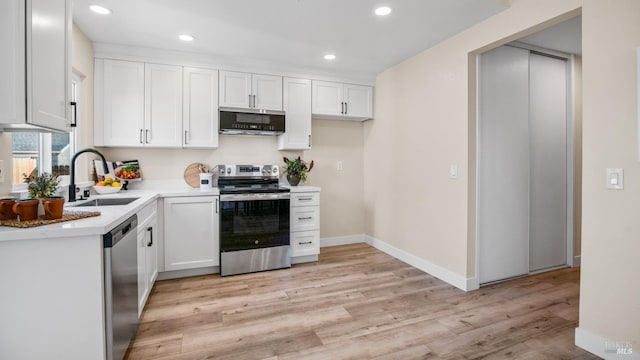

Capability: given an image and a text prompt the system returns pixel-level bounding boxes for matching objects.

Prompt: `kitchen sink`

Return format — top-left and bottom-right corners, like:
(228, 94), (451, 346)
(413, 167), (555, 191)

(72, 197), (139, 207)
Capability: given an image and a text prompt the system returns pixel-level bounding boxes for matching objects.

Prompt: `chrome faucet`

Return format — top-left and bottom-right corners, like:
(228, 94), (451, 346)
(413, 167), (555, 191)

(69, 148), (109, 202)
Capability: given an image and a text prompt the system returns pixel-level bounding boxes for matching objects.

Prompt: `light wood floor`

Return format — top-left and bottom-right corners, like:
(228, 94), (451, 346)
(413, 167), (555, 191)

(126, 243), (599, 360)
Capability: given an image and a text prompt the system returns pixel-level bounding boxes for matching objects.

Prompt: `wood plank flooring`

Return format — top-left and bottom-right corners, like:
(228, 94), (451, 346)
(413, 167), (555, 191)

(126, 243), (599, 360)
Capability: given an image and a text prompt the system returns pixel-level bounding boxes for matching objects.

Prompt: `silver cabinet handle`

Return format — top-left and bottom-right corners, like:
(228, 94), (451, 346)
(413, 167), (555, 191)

(139, 129), (144, 144)
(184, 130), (189, 144)
(340, 102), (344, 114)
(145, 129), (150, 144)
(298, 216), (313, 220)
(70, 101), (77, 127)
(345, 102), (348, 115)
(298, 197), (313, 201)
(299, 241), (313, 245)
(248, 94), (252, 108)
(216, 198), (219, 214)
(252, 94), (257, 108)
(308, 134), (311, 148)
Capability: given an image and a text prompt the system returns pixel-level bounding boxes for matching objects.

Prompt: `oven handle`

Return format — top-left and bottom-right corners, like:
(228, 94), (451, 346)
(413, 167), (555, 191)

(220, 193), (291, 202)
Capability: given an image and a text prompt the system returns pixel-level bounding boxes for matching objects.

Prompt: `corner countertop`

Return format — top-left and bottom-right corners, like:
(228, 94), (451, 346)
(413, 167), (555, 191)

(0, 180), (322, 243)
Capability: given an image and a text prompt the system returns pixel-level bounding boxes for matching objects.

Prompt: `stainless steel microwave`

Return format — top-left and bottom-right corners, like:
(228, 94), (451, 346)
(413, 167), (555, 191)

(219, 107), (285, 135)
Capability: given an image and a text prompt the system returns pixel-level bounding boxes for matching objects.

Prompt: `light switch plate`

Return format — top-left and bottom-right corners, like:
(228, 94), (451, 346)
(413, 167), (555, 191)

(606, 168), (623, 190)
(337, 161), (343, 171)
(0, 160), (4, 183)
(450, 165), (458, 179)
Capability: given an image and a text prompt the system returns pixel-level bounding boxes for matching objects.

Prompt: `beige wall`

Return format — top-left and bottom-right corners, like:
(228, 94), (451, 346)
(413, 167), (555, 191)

(579, 0), (640, 345)
(574, 55), (582, 257)
(366, 0), (639, 349)
(72, 23), (95, 182)
(100, 119), (365, 238)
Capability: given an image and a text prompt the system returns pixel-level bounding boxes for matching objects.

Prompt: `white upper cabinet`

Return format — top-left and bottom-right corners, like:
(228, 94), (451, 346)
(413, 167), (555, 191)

(219, 71), (251, 108)
(278, 78), (312, 150)
(144, 63), (183, 147)
(97, 59), (145, 146)
(252, 74), (283, 110)
(219, 71), (283, 111)
(183, 67), (219, 149)
(95, 60), (183, 147)
(312, 80), (373, 121)
(0, 0), (71, 132)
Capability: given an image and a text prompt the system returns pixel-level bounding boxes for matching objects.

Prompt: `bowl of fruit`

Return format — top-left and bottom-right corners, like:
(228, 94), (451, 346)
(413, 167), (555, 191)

(94, 177), (122, 194)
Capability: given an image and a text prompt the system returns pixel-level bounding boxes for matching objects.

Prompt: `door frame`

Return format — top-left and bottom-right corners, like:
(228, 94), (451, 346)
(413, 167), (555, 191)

(474, 42), (576, 286)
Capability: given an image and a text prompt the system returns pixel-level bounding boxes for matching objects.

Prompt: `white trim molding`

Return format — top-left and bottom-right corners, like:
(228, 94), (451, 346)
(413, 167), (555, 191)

(573, 255), (581, 267)
(575, 327), (639, 359)
(320, 234), (366, 247)
(364, 235), (476, 292)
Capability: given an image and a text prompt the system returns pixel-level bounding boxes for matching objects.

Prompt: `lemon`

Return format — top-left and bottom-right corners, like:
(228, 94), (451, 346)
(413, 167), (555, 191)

(112, 181), (121, 187)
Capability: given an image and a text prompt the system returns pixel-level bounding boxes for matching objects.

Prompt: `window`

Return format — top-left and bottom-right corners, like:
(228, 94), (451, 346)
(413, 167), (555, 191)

(11, 77), (79, 186)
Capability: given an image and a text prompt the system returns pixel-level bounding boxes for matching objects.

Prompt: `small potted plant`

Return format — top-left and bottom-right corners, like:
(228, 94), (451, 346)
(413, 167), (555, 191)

(283, 156), (314, 186)
(23, 172), (64, 219)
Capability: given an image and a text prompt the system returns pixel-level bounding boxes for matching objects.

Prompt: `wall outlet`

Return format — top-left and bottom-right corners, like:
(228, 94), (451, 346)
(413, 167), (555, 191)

(337, 161), (343, 171)
(0, 160), (4, 183)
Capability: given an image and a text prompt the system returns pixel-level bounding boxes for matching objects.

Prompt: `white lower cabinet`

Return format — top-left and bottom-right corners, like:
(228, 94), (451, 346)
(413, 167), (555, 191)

(164, 196), (219, 271)
(137, 201), (158, 317)
(290, 190), (320, 261)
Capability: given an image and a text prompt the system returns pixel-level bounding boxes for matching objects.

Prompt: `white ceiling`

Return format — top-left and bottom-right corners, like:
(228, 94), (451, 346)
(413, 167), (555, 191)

(73, 0), (507, 81)
(518, 16), (582, 55)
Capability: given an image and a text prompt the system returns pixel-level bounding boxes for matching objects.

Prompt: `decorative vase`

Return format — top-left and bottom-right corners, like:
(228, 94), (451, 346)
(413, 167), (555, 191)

(287, 173), (301, 186)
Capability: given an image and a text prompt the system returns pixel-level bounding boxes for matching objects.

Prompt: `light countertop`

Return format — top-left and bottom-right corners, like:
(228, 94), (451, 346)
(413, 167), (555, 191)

(0, 181), (321, 242)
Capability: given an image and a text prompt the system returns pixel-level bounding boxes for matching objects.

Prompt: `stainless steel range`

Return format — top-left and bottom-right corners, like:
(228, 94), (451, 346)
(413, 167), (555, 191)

(217, 165), (291, 276)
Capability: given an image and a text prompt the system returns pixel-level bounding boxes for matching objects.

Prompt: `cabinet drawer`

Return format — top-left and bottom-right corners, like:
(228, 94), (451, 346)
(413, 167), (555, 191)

(291, 230), (320, 257)
(291, 192), (319, 207)
(291, 206), (319, 232)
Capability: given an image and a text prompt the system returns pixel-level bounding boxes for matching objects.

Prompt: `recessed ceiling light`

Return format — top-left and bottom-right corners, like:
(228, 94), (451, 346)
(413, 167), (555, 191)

(324, 54), (336, 61)
(179, 34), (195, 42)
(89, 5), (111, 15)
(375, 6), (392, 16)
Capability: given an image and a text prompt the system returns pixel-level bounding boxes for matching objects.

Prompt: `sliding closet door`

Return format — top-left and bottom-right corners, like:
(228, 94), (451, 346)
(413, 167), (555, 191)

(528, 53), (567, 272)
(478, 46), (530, 284)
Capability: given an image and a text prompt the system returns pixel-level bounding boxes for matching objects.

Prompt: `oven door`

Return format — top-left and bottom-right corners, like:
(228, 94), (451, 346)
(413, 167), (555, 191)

(220, 193), (290, 251)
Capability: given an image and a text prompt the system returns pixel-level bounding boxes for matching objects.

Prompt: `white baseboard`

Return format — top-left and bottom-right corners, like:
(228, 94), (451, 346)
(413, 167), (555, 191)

(573, 255), (581, 267)
(364, 235), (475, 292)
(575, 327), (639, 359)
(320, 234), (366, 247)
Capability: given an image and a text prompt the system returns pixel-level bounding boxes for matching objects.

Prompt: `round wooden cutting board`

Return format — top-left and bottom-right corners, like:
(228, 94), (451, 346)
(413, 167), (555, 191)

(184, 163), (203, 188)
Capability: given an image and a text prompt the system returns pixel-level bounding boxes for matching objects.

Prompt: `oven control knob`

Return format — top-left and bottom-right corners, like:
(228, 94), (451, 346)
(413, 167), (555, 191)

(254, 240), (259, 245)
(219, 168), (224, 175)
(226, 168), (231, 174)
(262, 169), (267, 174)
(272, 168), (278, 174)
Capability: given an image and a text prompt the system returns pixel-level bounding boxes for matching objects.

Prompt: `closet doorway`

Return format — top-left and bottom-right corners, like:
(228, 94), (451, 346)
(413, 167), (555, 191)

(477, 43), (574, 285)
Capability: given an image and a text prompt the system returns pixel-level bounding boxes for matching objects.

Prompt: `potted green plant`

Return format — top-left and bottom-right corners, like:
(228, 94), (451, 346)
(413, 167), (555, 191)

(24, 172), (61, 198)
(283, 156), (314, 186)
(23, 172), (64, 219)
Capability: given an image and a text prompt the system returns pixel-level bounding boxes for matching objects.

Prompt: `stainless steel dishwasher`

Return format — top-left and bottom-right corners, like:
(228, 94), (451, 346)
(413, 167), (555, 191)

(103, 214), (139, 360)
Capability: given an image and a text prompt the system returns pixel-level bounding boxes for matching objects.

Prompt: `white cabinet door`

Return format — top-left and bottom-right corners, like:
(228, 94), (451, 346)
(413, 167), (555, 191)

(278, 78), (311, 150)
(312, 80), (343, 116)
(252, 74), (283, 111)
(183, 67), (219, 148)
(136, 229), (147, 317)
(144, 63), (183, 147)
(0, 0), (25, 125)
(27, 0), (70, 131)
(145, 220), (158, 292)
(219, 71), (251, 108)
(344, 84), (373, 119)
(100, 59), (145, 146)
(164, 196), (219, 271)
